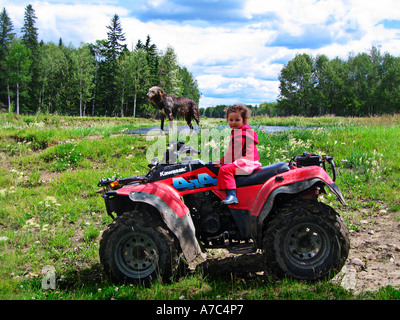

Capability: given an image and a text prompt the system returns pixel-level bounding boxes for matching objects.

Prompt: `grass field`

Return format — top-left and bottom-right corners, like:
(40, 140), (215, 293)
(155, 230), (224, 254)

(0, 112), (399, 300)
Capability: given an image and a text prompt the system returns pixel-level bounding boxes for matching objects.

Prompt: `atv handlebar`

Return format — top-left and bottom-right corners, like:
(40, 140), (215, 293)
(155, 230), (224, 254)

(174, 141), (201, 157)
(160, 141), (201, 165)
(322, 156), (336, 182)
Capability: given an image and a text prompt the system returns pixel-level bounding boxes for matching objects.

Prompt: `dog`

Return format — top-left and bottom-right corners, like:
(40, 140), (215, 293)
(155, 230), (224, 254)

(147, 86), (200, 132)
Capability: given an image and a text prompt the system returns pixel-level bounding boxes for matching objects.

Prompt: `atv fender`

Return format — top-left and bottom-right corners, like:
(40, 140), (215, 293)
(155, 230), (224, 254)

(117, 183), (206, 263)
(250, 166), (347, 245)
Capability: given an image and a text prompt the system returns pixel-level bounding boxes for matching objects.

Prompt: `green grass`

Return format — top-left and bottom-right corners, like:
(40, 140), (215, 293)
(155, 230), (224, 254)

(256, 120), (400, 212)
(0, 113), (399, 300)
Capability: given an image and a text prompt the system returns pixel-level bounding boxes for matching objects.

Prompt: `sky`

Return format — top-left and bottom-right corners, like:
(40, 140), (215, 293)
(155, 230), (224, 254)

(2, 0), (400, 108)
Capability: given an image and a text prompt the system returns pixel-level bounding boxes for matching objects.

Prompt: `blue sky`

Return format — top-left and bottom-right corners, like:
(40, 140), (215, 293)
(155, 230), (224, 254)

(3, 0), (400, 108)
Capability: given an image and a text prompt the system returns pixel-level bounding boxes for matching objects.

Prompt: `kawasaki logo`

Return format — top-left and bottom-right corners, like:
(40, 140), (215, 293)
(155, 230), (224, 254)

(160, 167), (187, 177)
(172, 173), (217, 190)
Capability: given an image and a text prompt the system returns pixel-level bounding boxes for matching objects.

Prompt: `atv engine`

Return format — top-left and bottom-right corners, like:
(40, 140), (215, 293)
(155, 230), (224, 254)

(202, 212), (220, 234)
(183, 191), (239, 246)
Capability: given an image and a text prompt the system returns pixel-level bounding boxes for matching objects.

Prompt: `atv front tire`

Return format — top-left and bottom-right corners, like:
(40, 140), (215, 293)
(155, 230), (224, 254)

(263, 200), (350, 281)
(99, 212), (180, 284)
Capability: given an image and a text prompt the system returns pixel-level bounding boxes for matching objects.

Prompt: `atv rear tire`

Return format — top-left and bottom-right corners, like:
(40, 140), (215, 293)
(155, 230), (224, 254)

(99, 212), (180, 284)
(263, 200), (350, 281)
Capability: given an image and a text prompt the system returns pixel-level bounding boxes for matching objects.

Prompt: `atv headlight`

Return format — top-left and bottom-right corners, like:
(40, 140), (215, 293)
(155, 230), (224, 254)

(110, 180), (119, 188)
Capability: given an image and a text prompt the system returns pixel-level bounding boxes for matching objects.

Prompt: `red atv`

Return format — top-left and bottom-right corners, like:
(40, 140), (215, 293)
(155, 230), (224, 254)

(97, 141), (350, 283)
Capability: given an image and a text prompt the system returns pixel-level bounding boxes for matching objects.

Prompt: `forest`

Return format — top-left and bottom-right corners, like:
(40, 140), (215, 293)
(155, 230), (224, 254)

(0, 5), (200, 117)
(276, 47), (400, 117)
(1, 5), (400, 118)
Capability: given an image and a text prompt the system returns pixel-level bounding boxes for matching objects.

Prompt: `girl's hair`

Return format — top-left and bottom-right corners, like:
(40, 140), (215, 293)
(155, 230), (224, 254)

(225, 104), (252, 120)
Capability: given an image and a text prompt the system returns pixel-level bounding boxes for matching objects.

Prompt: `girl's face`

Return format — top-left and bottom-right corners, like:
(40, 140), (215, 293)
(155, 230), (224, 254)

(227, 111), (246, 129)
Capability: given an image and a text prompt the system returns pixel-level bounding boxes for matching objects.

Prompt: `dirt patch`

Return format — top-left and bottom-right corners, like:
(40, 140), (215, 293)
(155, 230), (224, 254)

(0, 151), (13, 171)
(198, 212), (400, 294)
(39, 170), (61, 184)
(333, 213), (400, 294)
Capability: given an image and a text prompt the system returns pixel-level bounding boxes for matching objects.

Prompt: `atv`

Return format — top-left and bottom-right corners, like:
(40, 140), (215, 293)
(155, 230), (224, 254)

(97, 141), (350, 283)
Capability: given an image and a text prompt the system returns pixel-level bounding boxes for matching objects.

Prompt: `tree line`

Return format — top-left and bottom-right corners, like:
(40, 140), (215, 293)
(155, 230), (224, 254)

(0, 5), (200, 117)
(277, 46), (400, 116)
(199, 103), (278, 118)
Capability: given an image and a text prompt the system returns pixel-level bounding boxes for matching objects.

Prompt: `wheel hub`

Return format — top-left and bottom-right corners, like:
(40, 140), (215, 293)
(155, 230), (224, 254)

(116, 233), (159, 278)
(285, 224), (327, 266)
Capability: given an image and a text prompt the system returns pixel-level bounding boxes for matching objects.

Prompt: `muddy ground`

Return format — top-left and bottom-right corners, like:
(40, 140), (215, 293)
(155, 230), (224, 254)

(199, 212), (400, 295)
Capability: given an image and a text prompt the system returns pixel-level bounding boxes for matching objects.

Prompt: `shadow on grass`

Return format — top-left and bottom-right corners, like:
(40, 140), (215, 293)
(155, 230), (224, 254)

(195, 245), (267, 283)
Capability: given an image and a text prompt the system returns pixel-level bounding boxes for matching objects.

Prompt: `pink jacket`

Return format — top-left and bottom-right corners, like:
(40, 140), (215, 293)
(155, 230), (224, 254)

(220, 124), (262, 174)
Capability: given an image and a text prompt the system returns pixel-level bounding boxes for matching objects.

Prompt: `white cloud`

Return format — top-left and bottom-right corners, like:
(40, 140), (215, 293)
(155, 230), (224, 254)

(6, 1), (128, 43)
(197, 74), (280, 106)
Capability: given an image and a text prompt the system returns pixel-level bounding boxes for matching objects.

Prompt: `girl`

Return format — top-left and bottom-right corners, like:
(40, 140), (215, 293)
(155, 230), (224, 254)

(215, 104), (261, 204)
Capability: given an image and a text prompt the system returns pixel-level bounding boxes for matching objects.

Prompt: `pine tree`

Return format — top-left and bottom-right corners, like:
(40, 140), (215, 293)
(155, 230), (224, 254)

(0, 8), (14, 59)
(100, 14), (127, 115)
(135, 36), (159, 87)
(21, 5), (38, 54)
(143, 35), (159, 87)
(21, 4), (39, 113)
(0, 8), (15, 110)
(106, 14), (126, 61)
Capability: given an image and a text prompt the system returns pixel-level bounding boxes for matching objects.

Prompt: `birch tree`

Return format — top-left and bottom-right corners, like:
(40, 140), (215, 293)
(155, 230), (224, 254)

(72, 43), (95, 117)
(131, 49), (150, 117)
(6, 39), (31, 114)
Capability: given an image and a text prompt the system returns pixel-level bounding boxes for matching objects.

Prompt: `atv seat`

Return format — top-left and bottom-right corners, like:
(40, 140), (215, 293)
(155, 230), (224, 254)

(235, 162), (290, 188)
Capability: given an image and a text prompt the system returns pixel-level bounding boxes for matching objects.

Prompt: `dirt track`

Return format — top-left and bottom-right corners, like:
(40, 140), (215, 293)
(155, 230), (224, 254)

(199, 212), (400, 295)
(333, 212), (400, 294)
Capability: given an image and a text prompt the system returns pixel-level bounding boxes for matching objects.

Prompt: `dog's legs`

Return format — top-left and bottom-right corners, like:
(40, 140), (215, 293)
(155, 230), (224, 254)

(188, 122), (194, 134)
(160, 115), (165, 131)
(167, 111), (175, 131)
(167, 112), (176, 138)
(186, 115), (195, 134)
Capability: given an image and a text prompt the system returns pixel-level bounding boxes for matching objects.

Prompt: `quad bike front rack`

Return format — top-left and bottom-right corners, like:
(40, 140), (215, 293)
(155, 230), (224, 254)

(289, 152), (336, 181)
